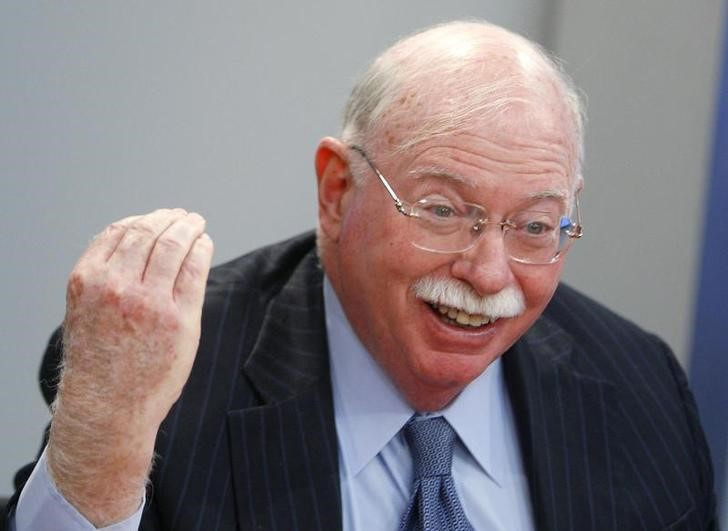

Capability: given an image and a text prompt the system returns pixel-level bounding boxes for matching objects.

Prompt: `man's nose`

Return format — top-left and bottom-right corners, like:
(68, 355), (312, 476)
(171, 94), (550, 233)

(449, 226), (513, 296)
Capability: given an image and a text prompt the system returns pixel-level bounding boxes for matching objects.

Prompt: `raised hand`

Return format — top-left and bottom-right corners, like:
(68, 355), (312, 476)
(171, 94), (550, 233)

(46, 209), (214, 527)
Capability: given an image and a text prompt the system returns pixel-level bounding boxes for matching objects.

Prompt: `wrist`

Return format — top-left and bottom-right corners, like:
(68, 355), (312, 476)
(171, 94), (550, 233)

(46, 397), (158, 527)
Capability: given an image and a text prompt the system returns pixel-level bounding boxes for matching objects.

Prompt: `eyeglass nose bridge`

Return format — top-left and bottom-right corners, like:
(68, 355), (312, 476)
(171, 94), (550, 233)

(470, 218), (517, 237)
(462, 218), (519, 259)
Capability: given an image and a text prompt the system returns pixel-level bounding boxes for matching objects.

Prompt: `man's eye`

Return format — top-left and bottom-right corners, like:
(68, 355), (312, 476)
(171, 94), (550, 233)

(525, 221), (546, 235)
(431, 205), (455, 218)
(517, 220), (557, 237)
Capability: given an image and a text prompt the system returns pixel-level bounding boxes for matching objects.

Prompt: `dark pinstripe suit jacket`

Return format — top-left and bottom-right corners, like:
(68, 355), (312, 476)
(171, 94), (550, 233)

(12, 231), (717, 530)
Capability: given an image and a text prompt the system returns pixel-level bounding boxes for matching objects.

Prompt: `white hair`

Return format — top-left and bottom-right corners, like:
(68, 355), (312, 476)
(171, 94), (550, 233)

(412, 275), (525, 318)
(341, 20), (586, 185)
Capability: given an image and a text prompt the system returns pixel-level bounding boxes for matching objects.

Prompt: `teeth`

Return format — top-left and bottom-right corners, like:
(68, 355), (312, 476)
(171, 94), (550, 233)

(434, 303), (495, 328)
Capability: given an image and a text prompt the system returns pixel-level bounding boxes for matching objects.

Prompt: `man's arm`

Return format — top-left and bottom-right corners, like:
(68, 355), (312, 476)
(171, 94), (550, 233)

(21, 208), (213, 527)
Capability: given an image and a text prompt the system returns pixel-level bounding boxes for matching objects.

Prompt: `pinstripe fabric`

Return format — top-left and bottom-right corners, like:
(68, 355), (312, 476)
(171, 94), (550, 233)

(506, 285), (717, 530)
(8, 231), (717, 530)
(146, 232), (340, 531)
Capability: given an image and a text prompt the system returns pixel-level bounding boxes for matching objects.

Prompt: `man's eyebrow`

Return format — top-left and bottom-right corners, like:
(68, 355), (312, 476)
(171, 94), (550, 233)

(526, 189), (569, 202)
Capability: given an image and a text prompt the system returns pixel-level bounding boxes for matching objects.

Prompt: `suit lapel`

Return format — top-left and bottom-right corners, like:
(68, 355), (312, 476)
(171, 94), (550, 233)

(223, 249), (628, 530)
(504, 315), (625, 531)
(227, 253), (342, 530)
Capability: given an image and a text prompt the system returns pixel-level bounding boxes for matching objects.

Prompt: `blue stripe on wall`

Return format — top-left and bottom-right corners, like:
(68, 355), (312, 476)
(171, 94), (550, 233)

(689, 2), (728, 512)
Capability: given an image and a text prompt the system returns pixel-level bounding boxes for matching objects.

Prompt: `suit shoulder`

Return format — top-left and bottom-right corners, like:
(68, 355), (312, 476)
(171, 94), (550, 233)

(542, 289), (716, 526)
(204, 231), (318, 299)
(545, 282), (666, 349)
(542, 282), (683, 388)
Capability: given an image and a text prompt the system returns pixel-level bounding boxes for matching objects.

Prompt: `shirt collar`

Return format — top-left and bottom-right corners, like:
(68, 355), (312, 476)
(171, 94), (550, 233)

(324, 276), (509, 485)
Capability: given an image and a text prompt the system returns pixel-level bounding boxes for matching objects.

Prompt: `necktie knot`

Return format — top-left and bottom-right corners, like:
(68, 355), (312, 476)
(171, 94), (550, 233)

(399, 416), (473, 530)
(405, 416), (457, 479)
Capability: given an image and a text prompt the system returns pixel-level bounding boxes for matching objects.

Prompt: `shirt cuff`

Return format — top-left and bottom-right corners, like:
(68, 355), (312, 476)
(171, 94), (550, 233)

(13, 447), (145, 531)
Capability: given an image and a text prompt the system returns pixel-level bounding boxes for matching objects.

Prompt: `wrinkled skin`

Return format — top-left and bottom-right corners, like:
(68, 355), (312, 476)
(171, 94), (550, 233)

(48, 208), (214, 526)
(317, 112), (577, 411)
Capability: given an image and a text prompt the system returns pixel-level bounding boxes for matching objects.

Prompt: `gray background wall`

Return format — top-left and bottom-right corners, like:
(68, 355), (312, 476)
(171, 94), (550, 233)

(1, 1), (724, 519)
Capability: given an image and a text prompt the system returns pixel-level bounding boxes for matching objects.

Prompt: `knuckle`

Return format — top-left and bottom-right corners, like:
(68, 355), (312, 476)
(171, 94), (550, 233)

(187, 212), (206, 225)
(192, 233), (213, 255)
(107, 221), (127, 233)
(201, 234), (214, 249)
(156, 234), (186, 252)
(90, 223), (121, 245)
(67, 270), (87, 299)
(180, 260), (202, 279)
(128, 220), (158, 239)
(183, 252), (211, 278)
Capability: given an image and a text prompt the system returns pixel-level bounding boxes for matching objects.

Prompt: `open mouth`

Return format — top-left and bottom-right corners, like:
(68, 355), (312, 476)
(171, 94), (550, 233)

(428, 301), (498, 329)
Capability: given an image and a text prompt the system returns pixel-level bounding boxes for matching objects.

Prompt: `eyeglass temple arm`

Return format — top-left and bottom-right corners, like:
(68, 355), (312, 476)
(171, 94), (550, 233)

(570, 195), (584, 238)
(350, 145), (408, 215)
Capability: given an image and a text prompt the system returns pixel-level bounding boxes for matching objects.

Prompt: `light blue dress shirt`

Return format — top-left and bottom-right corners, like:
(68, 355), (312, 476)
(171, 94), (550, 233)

(324, 277), (535, 531)
(11, 448), (143, 530)
(12, 276), (535, 530)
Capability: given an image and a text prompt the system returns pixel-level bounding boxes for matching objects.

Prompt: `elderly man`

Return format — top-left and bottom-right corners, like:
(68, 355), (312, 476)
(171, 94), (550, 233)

(7, 20), (716, 531)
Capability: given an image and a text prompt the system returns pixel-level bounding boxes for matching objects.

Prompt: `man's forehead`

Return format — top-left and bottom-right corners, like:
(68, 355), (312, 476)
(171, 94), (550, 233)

(372, 106), (579, 195)
(375, 89), (575, 159)
(406, 166), (476, 187)
(370, 47), (578, 163)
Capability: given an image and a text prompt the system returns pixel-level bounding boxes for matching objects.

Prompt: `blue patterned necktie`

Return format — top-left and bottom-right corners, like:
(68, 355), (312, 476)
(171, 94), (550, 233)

(399, 416), (474, 531)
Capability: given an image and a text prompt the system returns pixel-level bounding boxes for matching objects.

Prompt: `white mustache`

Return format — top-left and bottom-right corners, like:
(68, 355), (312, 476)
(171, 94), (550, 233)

(412, 276), (526, 318)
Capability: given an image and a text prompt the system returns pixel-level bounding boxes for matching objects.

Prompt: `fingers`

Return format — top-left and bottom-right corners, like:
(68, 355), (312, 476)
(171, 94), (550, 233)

(108, 209), (189, 277)
(79, 215), (143, 265)
(142, 212), (207, 291)
(74, 209), (212, 301)
(174, 232), (214, 310)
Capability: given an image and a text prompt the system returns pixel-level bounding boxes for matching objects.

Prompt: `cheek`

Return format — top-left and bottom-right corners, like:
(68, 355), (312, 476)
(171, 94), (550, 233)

(340, 189), (392, 245)
(337, 204), (404, 300)
(337, 189), (460, 299)
(341, 204), (411, 270)
(516, 265), (563, 310)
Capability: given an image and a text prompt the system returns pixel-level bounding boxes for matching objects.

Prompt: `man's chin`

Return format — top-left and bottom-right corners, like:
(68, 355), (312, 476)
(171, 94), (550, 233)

(400, 348), (498, 410)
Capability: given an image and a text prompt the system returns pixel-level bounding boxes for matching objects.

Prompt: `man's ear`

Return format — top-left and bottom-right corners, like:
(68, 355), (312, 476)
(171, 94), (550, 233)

(315, 137), (354, 243)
